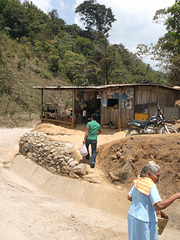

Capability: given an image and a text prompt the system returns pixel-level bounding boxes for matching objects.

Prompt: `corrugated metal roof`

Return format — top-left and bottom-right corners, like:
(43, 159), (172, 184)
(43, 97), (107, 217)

(33, 83), (180, 91)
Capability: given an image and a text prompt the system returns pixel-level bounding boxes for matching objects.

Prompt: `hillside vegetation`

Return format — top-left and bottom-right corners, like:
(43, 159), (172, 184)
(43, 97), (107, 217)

(0, 0), (165, 126)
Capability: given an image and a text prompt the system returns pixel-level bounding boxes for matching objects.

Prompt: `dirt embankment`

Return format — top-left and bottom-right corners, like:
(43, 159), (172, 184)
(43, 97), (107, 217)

(33, 123), (180, 198)
(97, 134), (180, 197)
(32, 124), (180, 232)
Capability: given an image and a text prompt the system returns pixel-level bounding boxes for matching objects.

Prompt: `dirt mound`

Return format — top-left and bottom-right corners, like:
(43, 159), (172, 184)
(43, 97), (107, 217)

(33, 123), (83, 135)
(97, 134), (180, 198)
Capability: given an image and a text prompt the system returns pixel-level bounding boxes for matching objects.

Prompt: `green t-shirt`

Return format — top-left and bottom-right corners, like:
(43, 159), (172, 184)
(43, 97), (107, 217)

(87, 120), (101, 141)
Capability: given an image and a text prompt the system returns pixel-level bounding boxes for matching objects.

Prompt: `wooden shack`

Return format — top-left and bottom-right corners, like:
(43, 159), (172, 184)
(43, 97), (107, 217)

(33, 84), (180, 130)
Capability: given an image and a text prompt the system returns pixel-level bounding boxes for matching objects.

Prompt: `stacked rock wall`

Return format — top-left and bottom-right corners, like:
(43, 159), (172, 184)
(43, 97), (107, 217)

(19, 132), (86, 178)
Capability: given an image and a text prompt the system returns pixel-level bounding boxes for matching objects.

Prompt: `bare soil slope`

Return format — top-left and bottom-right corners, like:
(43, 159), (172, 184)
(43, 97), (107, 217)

(32, 123), (180, 231)
(33, 124), (180, 197)
(97, 134), (180, 197)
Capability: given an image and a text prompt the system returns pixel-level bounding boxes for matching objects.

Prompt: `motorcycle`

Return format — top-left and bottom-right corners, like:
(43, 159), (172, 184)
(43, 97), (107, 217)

(126, 106), (177, 137)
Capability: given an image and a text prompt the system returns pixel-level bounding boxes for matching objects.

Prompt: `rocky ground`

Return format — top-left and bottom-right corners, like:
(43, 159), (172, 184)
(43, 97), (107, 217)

(0, 126), (180, 239)
(97, 134), (180, 197)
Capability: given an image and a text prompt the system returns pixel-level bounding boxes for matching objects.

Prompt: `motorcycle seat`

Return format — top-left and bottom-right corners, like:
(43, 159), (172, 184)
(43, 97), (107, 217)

(128, 119), (153, 128)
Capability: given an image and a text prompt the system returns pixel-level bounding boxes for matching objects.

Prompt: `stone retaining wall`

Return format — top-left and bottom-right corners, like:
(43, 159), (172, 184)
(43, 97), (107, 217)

(19, 132), (86, 179)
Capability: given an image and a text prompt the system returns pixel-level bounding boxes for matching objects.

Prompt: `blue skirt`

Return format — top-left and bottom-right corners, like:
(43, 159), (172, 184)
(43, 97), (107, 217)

(128, 214), (158, 240)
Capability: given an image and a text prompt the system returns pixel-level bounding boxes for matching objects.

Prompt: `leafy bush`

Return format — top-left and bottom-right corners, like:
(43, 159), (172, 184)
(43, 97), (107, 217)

(35, 68), (41, 74)
(40, 70), (52, 80)
(48, 54), (60, 72)
(17, 58), (26, 69)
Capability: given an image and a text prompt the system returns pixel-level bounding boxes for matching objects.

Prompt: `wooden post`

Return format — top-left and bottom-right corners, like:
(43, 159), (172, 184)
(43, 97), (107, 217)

(156, 84), (159, 105)
(133, 87), (135, 119)
(94, 91), (97, 112)
(72, 89), (75, 128)
(41, 88), (44, 122)
(118, 88), (122, 131)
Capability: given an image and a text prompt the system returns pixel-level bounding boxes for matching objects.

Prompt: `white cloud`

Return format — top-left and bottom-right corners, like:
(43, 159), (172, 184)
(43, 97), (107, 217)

(21, 0), (53, 12)
(20, 0), (175, 68)
(21, 0), (175, 53)
(59, 0), (65, 8)
(59, 1), (65, 9)
(75, 0), (174, 51)
(75, 0), (175, 68)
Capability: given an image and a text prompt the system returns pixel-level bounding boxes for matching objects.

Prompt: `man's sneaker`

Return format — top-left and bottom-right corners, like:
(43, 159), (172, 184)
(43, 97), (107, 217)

(86, 155), (90, 160)
(90, 163), (95, 168)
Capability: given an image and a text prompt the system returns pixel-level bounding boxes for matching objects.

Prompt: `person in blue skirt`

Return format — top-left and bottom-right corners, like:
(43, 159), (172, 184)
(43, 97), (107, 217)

(127, 161), (180, 240)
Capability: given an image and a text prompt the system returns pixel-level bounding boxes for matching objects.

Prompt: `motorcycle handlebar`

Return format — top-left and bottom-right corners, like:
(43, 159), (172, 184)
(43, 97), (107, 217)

(157, 105), (161, 112)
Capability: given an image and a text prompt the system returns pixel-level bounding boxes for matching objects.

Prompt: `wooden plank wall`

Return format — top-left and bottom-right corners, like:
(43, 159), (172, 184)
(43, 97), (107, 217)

(101, 87), (135, 129)
(135, 86), (157, 105)
(101, 107), (118, 126)
(158, 88), (178, 107)
(101, 86), (179, 129)
(121, 106), (134, 129)
(135, 86), (177, 107)
(101, 106), (134, 129)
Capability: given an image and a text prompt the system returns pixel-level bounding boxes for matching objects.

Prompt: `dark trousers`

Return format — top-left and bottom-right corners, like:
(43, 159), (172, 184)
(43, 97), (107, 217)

(82, 116), (86, 124)
(85, 139), (97, 166)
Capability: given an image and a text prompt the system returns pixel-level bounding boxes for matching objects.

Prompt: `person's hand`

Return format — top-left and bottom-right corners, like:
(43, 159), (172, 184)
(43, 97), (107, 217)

(83, 140), (85, 144)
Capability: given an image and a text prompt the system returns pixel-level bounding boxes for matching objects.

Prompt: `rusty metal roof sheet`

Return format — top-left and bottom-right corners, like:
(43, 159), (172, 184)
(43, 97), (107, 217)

(33, 83), (180, 91)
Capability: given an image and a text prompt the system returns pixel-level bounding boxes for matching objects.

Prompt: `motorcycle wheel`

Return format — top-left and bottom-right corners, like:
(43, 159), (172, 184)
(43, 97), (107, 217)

(159, 126), (177, 134)
(126, 128), (140, 137)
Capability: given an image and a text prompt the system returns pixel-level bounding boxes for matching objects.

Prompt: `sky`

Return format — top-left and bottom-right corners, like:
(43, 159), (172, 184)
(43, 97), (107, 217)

(20, 0), (175, 67)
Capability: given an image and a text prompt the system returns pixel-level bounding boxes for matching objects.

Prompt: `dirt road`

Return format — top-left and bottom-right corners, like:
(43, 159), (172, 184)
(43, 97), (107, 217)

(0, 128), (179, 240)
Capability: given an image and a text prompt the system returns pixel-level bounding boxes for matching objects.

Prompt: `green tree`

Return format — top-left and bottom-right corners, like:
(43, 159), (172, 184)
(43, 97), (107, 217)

(161, 0), (180, 54)
(2, 0), (25, 38)
(48, 9), (66, 37)
(2, 0), (52, 40)
(74, 36), (93, 56)
(137, 0), (180, 86)
(0, 0), (8, 13)
(160, 0), (180, 85)
(21, 1), (51, 41)
(48, 55), (60, 73)
(75, 0), (116, 36)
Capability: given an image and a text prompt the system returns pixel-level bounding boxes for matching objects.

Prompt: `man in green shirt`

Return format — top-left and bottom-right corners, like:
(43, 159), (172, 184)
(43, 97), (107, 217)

(83, 113), (101, 168)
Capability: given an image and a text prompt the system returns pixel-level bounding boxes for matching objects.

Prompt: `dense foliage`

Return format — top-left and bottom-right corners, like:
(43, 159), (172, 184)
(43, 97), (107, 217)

(75, 0), (116, 35)
(137, 0), (180, 86)
(161, 0), (180, 85)
(0, 0), (164, 87)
